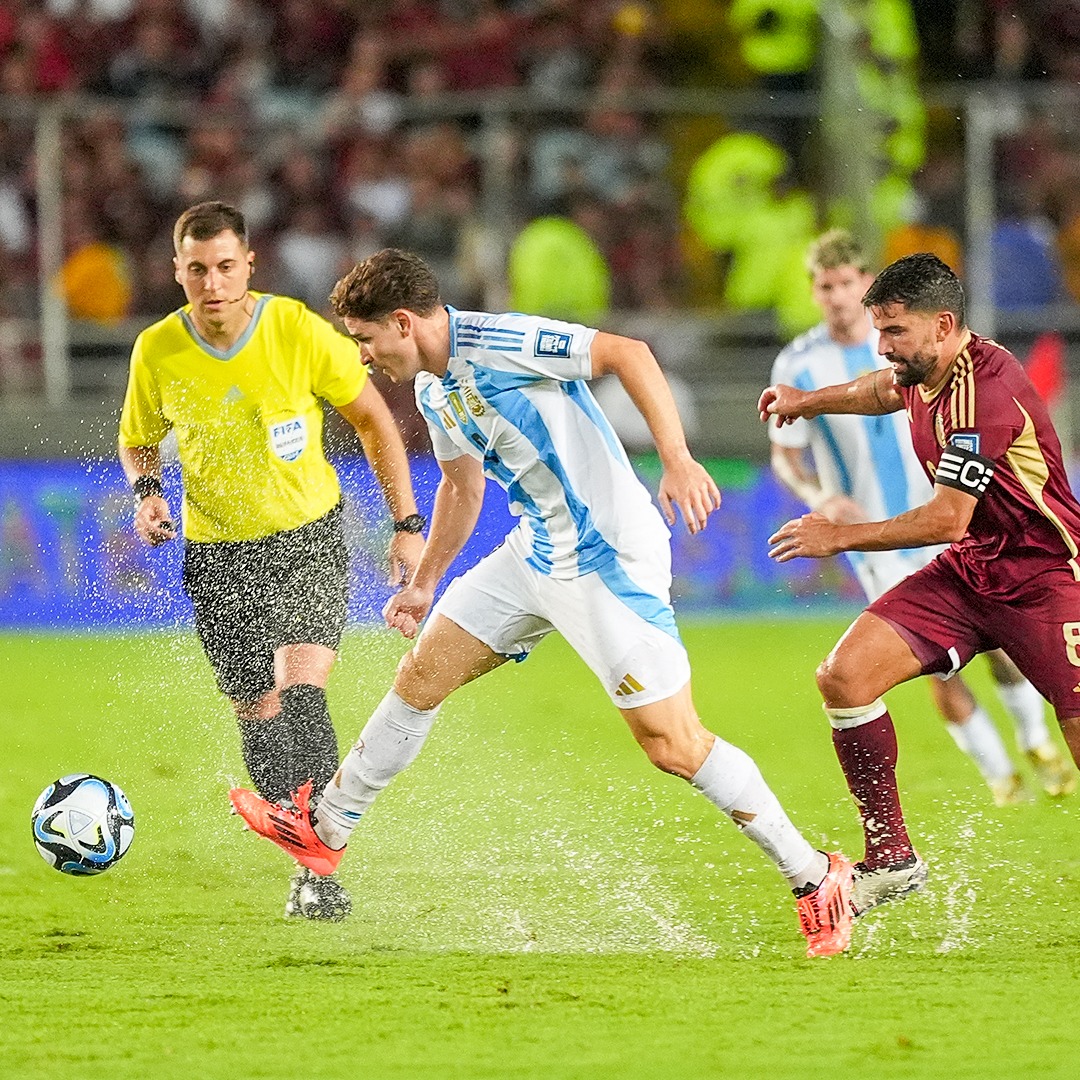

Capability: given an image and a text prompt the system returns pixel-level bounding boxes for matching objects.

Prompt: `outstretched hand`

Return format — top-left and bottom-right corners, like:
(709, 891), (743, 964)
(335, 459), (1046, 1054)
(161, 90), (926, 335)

(658, 457), (721, 535)
(768, 513), (844, 562)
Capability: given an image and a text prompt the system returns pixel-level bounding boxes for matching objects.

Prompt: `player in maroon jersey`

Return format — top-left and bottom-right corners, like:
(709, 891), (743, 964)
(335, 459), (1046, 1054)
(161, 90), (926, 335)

(758, 253), (1080, 915)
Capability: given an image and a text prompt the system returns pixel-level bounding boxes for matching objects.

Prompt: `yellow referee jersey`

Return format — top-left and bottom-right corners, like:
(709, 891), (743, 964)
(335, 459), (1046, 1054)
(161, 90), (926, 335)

(119, 293), (367, 542)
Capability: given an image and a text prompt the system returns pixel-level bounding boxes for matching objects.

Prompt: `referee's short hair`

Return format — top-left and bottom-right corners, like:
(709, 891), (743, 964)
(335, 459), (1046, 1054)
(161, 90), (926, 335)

(330, 249), (441, 322)
(173, 202), (249, 251)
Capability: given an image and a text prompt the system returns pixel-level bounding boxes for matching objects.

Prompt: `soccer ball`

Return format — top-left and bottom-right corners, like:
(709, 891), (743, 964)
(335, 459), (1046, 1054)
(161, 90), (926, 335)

(31, 774), (135, 876)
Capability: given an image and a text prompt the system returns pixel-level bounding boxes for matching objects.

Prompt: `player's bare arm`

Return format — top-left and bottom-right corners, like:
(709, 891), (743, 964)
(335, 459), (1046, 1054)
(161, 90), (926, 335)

(768, 483), (977, 562)
(119, 443), (175, 546)
(336, 379), (424, 584)
(589, 331), (720, 534)
(759, 369), (902, 426)
(769, 444), (867, 524)
(384, 454), (486, 640)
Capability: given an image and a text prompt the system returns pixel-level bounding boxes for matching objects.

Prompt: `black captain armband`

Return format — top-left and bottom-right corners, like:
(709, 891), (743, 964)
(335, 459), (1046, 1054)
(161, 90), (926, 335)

(132, 474), (164, 502)
(936, 445), (995, 497)
(392, 513), (427, 534)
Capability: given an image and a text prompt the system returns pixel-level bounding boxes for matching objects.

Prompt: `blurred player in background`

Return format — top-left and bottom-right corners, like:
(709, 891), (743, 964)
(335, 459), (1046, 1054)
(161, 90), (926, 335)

(118, 202), (425, 921)
(761, 253), (1080, 916)
(769, 229), (1074, 807)
(233, 247), (857, 959)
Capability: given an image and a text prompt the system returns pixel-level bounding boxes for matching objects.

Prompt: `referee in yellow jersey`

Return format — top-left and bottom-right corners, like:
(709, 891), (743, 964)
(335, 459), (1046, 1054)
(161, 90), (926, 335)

(119, 201), (425, 921)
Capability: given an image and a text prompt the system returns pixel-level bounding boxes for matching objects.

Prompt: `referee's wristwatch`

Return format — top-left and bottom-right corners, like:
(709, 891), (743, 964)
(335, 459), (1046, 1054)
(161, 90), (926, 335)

(132, 474), (164, 503)
(392, 513), (426, 534)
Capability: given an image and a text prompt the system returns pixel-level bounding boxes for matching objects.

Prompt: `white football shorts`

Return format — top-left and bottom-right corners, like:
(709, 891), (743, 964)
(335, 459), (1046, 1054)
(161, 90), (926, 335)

(431, 542), (691, 708)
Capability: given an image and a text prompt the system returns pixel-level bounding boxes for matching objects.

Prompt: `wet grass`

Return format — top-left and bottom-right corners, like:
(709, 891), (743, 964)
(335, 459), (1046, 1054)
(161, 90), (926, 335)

(1, 623), (1076, 1079)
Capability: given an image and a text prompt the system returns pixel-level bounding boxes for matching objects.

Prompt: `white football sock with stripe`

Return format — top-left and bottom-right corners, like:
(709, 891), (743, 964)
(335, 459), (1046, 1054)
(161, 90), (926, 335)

(691, 737), (824, 889)
(313, 690), (440, 850)
(945, 706), (1014, 782)
(995, 679), (1051, 753)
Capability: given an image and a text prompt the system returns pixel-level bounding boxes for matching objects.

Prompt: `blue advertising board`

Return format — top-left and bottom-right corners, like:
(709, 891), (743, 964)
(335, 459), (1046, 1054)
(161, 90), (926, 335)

(0, 457), (862, 629)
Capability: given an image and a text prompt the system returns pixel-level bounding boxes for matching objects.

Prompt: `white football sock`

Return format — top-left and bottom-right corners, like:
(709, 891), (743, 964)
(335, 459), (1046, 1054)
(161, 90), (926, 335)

(994, 679), (1051, 752)
(691, 737), (823, 889)
(313, 690), (440, 850)
(945, 706), (1014, 782)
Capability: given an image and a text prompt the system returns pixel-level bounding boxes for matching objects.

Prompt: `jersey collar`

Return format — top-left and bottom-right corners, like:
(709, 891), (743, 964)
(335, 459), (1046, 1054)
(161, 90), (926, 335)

(446, 304), (458, 361)
(179, 294), (270, 360)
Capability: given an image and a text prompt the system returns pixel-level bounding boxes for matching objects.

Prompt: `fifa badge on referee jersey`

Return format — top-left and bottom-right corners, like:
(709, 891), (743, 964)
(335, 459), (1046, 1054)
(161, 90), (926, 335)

(269, 417), (308, 462)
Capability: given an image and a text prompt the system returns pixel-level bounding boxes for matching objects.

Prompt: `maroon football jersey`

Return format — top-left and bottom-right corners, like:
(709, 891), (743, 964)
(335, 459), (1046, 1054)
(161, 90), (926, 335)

(900, 332), (1080, 602)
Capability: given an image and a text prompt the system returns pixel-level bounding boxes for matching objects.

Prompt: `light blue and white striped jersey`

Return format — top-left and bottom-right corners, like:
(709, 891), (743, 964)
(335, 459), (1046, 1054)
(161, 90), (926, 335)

(769, 323), (936, 593)
(415, 308), (669, 579)
(769, 322), (932, 514)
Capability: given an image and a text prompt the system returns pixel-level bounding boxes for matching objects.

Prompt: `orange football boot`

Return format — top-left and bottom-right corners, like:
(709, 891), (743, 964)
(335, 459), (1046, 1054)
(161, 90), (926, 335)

(796, 852), (854, 958)
(229, 780), (344, 877)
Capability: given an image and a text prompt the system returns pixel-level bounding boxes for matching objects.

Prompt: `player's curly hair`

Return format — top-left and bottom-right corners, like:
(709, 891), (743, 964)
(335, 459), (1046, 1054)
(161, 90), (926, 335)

(173, 202), (248, 251)
(330, 249), (442, 322)
(862, 252), (966, 326)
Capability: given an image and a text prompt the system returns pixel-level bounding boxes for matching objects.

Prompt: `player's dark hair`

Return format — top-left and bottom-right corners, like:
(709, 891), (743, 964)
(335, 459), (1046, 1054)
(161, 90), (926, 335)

(862, 252), (966, 326)
(330, 249), (442, 321)
(173, 201), (248, 251)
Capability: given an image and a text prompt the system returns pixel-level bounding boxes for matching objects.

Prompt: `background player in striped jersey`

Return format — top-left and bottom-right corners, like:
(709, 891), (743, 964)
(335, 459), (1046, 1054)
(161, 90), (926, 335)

(232, 247), (857, 958)
(769, 230), (1073, 807)
(119, 203), (425, 921)
(760, 253), (1080, 914)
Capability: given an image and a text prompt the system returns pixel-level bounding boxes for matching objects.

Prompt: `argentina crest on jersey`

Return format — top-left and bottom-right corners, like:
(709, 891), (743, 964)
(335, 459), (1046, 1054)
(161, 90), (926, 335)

(462, 386), (485, 416)
(535, 328), (572, 358)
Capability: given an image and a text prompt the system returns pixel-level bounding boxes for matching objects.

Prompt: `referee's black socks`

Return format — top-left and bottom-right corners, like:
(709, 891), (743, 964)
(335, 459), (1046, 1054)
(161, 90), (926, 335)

(280, 683), (340, 804)
(238, 710), (293, 805)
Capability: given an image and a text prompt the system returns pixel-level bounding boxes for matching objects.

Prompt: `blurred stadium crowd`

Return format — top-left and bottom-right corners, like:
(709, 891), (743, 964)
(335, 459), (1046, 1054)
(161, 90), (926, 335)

(1, 0), (1080, 332)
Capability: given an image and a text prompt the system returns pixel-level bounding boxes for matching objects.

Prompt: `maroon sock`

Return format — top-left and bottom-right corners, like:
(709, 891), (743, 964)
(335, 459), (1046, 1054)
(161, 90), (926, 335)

(831, 710), (913, 870)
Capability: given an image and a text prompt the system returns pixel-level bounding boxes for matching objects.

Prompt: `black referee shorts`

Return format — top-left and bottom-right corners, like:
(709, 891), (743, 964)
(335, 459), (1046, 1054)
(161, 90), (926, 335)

(182, 504), (349, 702)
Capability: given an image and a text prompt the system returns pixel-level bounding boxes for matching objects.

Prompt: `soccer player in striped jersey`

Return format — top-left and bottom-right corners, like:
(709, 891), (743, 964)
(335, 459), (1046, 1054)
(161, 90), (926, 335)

(232, 248), (857, 958)
(119, 203), (425, 921)
(769, 231), (1073, 808)
(761, 253), (1080, 915)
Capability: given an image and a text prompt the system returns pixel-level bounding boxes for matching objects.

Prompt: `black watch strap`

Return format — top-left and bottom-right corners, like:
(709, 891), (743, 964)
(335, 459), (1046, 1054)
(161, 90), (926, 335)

(392, 513), (426, 534)
(132, 475), (164, 501)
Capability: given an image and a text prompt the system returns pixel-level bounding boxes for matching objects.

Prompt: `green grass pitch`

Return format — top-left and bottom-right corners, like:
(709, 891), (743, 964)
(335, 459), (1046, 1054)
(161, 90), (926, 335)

(1, 622), (1077, 1079)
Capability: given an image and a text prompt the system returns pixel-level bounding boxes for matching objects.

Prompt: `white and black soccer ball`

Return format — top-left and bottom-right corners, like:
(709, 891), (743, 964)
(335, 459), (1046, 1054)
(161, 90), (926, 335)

(31, 774), (135, 876)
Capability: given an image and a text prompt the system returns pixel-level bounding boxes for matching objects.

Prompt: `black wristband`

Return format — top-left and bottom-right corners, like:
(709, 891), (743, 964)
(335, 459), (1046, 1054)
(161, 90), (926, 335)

(392, 513), (426, 534)
(132, 475), (164, 501)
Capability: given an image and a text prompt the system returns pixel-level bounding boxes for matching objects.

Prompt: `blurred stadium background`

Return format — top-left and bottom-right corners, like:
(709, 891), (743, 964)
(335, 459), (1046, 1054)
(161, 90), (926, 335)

(2, 0), (1080, 628)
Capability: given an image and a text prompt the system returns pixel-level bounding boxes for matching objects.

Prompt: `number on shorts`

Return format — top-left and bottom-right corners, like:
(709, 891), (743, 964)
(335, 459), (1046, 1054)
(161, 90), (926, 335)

(1063, 622), (1080, 667)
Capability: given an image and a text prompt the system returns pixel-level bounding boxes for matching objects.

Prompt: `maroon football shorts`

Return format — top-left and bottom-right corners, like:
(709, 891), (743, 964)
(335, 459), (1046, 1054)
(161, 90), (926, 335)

(866, 555), (1080, 717)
